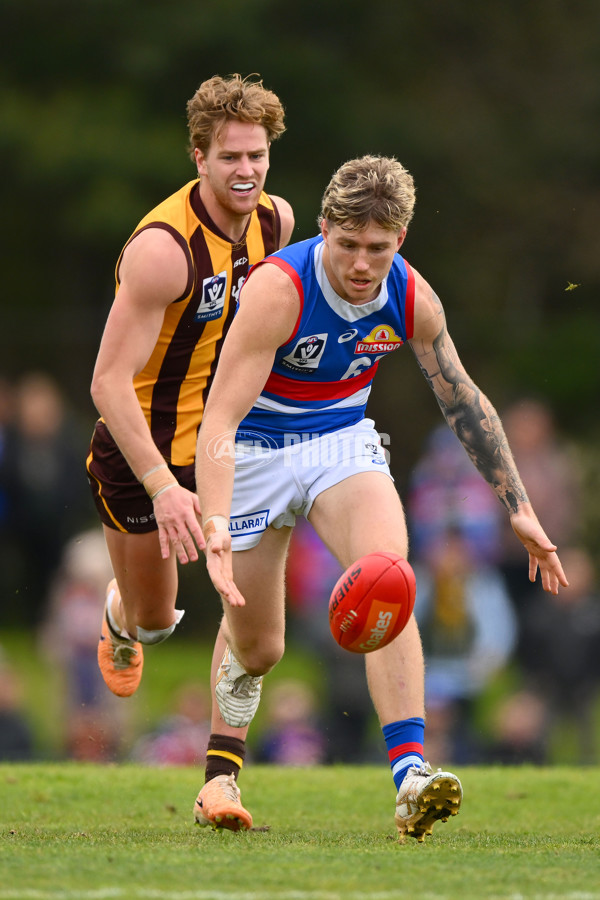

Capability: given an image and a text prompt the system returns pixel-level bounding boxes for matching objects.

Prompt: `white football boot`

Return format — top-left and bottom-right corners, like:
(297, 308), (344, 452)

(395, 762), (462, 842)
(215, 646), (263, 727)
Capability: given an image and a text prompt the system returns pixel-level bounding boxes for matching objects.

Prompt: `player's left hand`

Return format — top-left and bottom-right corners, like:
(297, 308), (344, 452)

(154, 484), (205, 564)
(204, 530), (246, 608)
(510, 507), (569, 595)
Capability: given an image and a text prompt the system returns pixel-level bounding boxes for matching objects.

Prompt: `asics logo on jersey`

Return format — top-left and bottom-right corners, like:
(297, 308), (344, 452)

(338, 329), (358, 343)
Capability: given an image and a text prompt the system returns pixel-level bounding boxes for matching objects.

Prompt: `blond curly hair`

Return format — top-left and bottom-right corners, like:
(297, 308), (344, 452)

(186, 73), (286, 160)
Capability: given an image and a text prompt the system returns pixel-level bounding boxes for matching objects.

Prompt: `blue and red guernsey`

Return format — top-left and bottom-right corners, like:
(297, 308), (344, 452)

(238, 235), (415, 446)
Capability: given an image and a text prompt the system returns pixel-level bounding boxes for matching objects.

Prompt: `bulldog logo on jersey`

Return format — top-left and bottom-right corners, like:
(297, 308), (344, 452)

(195, 271), (227, 321)
(355, 325), (404, 354)
(282, 333), (328, 372)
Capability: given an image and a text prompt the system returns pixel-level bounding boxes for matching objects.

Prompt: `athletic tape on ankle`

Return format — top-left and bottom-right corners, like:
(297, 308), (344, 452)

(106, 588), (134, 641)
(203, 515), (230, 540)
(141, 464), (178, 501)
(137, 609), (185, 645)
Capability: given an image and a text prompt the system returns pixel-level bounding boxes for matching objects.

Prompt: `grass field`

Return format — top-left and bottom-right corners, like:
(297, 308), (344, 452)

(1, 763), (599, 900)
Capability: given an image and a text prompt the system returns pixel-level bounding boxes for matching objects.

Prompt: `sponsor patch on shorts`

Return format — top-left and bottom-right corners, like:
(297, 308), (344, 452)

(229, 509), (270, 537)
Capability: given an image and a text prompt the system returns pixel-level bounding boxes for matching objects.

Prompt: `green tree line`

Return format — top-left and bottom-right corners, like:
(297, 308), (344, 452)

(1, 0), (598, 531)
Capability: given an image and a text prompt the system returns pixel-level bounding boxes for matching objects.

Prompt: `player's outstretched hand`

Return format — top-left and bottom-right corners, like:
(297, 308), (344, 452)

(204, 530), (246, 608)
(510, 507), (569, 595)
(154, 485), (205, 564)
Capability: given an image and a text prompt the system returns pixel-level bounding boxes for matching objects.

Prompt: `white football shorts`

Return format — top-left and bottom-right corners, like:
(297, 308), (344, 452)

(227, 418), (393, 550)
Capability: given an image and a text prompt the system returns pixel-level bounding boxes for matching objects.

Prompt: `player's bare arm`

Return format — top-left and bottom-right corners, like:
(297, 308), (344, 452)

(271, 195), (295, 248)
(91, 228), (188, 475)
(196, 263), (300, 604)
(409, 269), (568, 593)
(91, 228), (204, 563)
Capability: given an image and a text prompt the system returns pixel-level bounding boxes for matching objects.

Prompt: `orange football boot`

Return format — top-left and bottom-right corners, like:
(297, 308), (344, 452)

(97, 579), (143, 697)
(194, 774), (253, 832)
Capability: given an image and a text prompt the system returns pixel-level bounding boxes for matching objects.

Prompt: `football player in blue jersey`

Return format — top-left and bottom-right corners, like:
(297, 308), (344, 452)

(194, 155), (568, 839)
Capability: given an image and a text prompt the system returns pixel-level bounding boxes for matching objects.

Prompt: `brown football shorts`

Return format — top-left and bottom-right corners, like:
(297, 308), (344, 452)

(86, 420), (196, 534)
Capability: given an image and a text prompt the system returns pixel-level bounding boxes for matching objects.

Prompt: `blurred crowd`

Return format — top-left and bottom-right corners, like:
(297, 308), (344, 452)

(1, 371), (599, 769)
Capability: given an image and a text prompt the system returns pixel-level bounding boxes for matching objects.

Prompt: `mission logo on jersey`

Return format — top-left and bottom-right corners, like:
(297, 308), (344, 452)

(355, 325), (404, 354)
(195, 271), (228, 321)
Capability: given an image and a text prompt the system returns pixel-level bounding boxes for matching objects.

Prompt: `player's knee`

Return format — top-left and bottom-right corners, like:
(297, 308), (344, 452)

(137, 609), (185, 645)
(239, 635), (284, 675)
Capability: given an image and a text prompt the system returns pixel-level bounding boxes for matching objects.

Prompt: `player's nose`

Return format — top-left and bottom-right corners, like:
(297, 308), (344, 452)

(236, 156), (254, 178)
(353, 252), (370, 272)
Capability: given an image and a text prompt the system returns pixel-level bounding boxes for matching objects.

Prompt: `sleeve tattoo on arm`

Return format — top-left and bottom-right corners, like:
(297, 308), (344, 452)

(414, 294), (528, 514)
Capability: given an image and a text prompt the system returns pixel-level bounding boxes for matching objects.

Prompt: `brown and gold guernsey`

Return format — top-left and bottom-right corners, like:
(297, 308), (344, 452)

(117, 179), (281, 467)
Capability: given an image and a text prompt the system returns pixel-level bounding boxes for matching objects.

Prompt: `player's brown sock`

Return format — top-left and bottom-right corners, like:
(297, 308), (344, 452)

(205, 734), (246, 782)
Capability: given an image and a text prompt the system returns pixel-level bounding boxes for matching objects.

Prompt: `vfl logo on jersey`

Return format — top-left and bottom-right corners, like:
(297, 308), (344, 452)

(195, 271), (227, 321)
(355, 325), (404, 354)
(282, 333), (328, 372)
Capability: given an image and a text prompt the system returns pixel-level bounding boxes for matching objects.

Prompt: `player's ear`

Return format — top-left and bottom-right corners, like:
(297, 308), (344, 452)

(194, 147), (207, 177)
(397, 227), (407, 251)
(321, 219), (329, 242)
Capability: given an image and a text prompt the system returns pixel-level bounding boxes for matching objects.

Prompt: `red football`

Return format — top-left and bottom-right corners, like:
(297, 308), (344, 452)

(328, 552), (416, 653)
